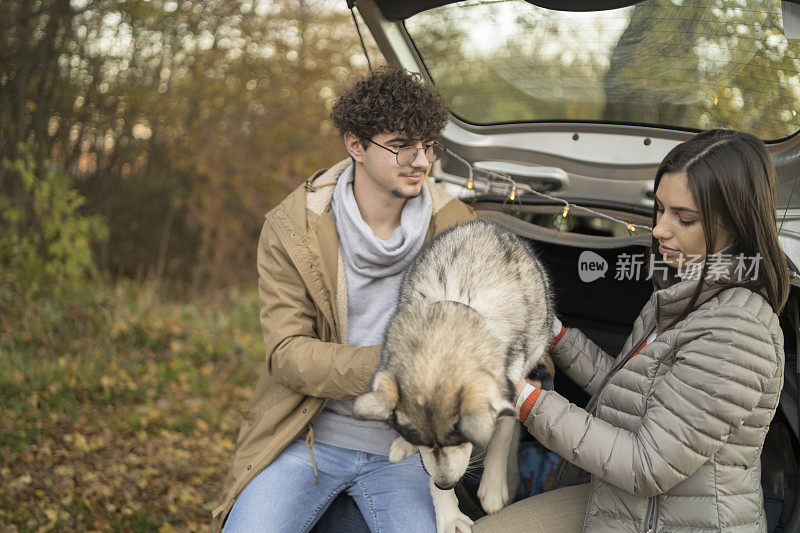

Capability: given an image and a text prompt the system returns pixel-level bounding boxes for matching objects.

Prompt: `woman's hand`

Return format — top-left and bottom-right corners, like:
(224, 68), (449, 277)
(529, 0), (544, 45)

(515, 378), (542, 401)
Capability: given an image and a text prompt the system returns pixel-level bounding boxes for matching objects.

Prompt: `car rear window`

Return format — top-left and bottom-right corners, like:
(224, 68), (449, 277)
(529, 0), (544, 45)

(405, 0), (800, 141)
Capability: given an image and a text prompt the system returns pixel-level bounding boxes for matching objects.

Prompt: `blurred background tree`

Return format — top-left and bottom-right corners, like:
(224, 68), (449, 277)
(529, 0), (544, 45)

(0, 4), (379, 527)
(407, 0), (800, 139)
(0, 0), (377, 293)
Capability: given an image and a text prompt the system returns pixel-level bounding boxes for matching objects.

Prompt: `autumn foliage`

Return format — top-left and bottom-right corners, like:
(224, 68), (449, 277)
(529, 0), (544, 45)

(0, 282), (264, 530)
(1, 0), (379, 530)
(0, 0), (377, 289)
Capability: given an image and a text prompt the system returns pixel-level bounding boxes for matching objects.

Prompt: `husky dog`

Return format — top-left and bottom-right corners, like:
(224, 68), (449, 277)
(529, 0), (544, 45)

(353, 219), (553, 533)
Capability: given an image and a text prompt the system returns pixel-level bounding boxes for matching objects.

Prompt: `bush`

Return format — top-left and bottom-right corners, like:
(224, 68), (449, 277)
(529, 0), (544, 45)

(0, 152), (108, 296)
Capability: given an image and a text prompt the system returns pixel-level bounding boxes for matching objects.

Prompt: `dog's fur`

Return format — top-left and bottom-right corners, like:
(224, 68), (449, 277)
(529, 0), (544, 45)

(353, 220), (553, 533)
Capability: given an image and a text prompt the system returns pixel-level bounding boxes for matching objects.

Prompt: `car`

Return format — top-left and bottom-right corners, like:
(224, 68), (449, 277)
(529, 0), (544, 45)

(317, 1), (800, 531)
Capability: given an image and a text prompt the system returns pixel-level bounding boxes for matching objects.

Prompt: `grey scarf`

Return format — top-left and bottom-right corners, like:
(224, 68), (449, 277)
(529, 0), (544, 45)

(331, 163), (432, 347)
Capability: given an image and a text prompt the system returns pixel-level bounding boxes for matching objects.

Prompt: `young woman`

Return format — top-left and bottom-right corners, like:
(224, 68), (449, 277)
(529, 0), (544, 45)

(475, 129), (790, 532)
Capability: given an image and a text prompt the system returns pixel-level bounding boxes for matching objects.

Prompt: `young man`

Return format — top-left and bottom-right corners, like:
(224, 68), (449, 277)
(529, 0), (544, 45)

(212, 67), (475, 532)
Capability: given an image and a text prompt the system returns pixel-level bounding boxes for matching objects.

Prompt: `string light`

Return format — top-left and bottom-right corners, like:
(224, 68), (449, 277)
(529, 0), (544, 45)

(441, 147), (651, 233)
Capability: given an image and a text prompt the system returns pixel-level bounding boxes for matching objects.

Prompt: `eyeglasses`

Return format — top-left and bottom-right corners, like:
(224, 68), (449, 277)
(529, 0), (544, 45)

(367, 139), (444, 167)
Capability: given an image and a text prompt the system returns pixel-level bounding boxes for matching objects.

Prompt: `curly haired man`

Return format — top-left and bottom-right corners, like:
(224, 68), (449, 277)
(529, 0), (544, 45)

(213, 67), (475, 532)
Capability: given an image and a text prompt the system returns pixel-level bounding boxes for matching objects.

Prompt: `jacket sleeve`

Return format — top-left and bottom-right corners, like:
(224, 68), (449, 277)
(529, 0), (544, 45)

(258, 219), (380, 401)
(550, 327), (617, 396)
(525, 305), (780, 497)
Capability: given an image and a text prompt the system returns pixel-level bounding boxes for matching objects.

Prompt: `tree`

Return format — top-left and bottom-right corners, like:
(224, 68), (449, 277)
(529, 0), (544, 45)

(0, 0), (379, 289)
(405, 0), (800, 140)
(603, 0), (800, 140)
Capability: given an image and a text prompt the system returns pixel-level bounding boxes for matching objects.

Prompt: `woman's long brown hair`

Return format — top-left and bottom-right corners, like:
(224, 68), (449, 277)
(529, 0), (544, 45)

(652, 129), (790, 329)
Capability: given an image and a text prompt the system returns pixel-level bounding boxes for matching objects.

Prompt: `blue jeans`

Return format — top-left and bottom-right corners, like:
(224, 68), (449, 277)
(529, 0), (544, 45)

(223, 438), (436, 533)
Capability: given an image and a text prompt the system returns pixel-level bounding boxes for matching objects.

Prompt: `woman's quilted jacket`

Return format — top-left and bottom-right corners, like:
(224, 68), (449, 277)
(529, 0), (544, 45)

(525, 279), (784, 532)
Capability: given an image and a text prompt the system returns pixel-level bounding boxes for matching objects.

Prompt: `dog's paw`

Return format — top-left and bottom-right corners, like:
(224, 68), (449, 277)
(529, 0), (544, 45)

(436, 510), (474, 533)
(388, 436), (418, 464)
(477, 469), (509, 514)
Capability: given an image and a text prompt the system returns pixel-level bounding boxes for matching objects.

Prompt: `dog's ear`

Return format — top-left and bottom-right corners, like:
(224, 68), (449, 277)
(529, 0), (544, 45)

(458, 376), (511, 448)
(388, 436), (418, 464)
(352, 371), (398, 421)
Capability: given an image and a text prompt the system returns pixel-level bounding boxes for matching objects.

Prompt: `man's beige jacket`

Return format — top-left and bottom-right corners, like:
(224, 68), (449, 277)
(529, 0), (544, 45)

(212, 159), (476, 529)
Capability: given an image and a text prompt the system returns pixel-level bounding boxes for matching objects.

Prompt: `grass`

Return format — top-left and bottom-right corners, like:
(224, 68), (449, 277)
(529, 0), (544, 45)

(0, 280), (264, 532)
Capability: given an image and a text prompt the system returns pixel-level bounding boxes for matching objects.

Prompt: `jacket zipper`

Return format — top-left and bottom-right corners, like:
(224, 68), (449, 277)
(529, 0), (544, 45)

(644, 496), (659, 533)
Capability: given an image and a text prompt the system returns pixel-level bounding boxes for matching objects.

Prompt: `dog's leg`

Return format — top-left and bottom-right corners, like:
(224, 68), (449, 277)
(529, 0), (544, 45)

(388, 436), (418, 464)
(477, 416), (517, 514)
(506, 421), (521, 502)
(430, 478), (474, 533)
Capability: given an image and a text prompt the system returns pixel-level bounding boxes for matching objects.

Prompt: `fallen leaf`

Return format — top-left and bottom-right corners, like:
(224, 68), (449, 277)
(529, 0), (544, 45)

(73, 433), (90, 453)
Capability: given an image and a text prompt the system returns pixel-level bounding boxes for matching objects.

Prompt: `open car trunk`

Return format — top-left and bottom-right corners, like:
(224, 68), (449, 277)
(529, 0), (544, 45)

(336, 0), (800, 530)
